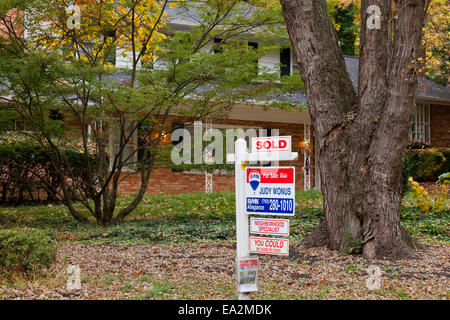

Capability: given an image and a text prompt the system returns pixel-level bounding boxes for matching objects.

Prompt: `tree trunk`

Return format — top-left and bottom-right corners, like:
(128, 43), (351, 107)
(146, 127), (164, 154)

(281, 0), (425, 259)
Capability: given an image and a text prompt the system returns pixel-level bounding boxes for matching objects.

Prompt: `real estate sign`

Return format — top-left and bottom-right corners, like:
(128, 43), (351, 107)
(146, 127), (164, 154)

(245, 167), (295, 216)
(249, 237), (289, 256)
(250, 217), (290, 236)
(251, 136), (292, 153)
(236, 256), (259, 292)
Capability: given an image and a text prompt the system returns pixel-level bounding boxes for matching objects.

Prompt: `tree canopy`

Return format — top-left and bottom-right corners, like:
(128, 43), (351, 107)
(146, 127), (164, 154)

(0, 0), (283, 224)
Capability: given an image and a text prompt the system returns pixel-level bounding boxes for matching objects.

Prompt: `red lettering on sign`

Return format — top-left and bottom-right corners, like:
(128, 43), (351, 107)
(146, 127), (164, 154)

(252, 136), (291, 153)
(246, 168), (294, 184)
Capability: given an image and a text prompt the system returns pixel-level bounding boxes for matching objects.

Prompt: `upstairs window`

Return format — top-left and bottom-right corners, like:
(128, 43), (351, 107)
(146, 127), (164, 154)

(106, 45), (117, 65)
(248, 41), (259, 76)
(280, 47), (291, 77)
(410, 103), (430, 145)
(213, 38), (224, 53)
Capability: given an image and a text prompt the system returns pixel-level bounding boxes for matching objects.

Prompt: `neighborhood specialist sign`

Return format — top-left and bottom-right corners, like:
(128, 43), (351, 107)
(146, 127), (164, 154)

(250, 217), (290, 236)
(249, 237), (289, 256)
(245, 167), (295, 216)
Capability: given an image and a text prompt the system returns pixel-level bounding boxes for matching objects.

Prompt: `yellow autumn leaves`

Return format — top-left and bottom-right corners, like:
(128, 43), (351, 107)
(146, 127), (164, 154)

(422, 0), (449, 79)
(408, 176), (448, 213)
(33, 0), (171, 67)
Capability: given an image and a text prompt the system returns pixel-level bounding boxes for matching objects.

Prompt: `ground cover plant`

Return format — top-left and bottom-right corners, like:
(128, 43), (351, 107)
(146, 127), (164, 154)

(0, 189), (448, 300)
(1, 190), (447, 245)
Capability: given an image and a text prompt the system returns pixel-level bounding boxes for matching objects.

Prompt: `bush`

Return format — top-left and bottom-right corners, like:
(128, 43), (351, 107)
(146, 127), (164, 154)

(402, 149), (448, 182)
(0, 228), (57, 276)
(0, 134), (100, 204)
(407, 177), (448, 213)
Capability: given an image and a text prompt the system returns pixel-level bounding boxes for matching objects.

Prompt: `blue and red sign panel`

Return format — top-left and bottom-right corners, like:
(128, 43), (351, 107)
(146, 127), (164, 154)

(245, 167), (295, 216)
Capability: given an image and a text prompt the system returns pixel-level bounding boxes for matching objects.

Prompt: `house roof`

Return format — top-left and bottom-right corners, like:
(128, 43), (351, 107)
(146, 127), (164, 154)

(268, 56), (450, 106)
(163, 5), (450, 104)
(343, 56), (450, 103)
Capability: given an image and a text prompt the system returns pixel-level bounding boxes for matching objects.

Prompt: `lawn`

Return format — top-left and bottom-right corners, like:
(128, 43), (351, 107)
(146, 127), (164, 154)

(0, 190), (448, 299)
(1, 190), (447, 245)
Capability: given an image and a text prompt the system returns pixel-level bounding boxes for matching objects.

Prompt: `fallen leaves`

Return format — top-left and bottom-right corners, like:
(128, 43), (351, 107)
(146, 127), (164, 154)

(0, 240), (448, 300)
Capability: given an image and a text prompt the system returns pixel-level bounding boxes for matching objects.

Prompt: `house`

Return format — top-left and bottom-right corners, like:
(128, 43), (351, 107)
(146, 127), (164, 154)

(2, 5), (449, 196)
(114, 7), (449, 195)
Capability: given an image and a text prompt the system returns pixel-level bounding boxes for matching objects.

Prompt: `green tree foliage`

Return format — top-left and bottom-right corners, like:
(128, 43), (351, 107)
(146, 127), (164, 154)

(331, 3), (358, 56)
(0, 0), (283, 225)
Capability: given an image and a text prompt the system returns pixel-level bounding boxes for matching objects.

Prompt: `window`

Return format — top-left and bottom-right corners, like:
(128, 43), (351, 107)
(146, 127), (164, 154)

(248, 42), (258, 50)
(11, 119), (32, 132)
(213, 38), (224, 54)
(248, 41), (259, 76)
(106, 45), (116, 65)
(109, 122), (138, 171)
(410, 103), (430, 145)
(280, 48), (291, 77)
(180, 123), (270, 165)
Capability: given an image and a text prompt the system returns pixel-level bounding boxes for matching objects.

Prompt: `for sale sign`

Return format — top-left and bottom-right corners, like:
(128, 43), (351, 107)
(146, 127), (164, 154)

(252, 136), (291, 153)
(250, 218), (290, 236)
(249, 237), (289, 256)
(245, 167), (295, 216)
(236, 256), (258, 293)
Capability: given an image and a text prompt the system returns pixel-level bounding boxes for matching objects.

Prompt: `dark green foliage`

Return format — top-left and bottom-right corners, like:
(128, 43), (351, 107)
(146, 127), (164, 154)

(0, 139), (101, 204)
(0, 228), (57, 276)
(1, 190), (447, 247)
(280, 70), (306, 94)
(0, 0), (285, 225)
(402, 149), (448, 182)
(331, 4), (358, 56)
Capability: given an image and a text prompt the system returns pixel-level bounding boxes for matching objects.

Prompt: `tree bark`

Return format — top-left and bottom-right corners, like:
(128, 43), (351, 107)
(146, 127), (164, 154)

(281, 0), (425, 259)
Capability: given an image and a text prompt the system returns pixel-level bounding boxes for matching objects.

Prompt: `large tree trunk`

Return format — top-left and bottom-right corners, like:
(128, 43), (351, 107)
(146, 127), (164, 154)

(281, 0), (426, 259)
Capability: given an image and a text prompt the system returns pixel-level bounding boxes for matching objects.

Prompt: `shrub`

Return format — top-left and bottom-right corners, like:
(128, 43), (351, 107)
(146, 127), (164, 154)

(0, 228), (57, 276)
(0, 134), (101, 204)
(407, 177), (448, 213)
(402, 148), (447, 182)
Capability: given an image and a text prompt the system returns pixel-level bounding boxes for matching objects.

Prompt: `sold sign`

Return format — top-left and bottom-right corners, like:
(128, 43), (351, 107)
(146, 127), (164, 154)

(252, 136), (291, 153)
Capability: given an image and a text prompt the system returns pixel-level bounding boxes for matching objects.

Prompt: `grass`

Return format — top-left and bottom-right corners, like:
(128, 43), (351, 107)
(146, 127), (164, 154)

(0, 187), (448, 300)
(0, 189), (447, 245)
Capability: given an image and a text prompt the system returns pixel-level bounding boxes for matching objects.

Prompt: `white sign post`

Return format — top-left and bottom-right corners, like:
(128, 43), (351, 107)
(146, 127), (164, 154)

(227, 137), (298, 300)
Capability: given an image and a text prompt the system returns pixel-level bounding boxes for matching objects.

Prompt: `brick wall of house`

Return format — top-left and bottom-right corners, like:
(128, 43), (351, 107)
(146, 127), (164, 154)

(430, 104), (450, 148)
(117, 118), (315, 195)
